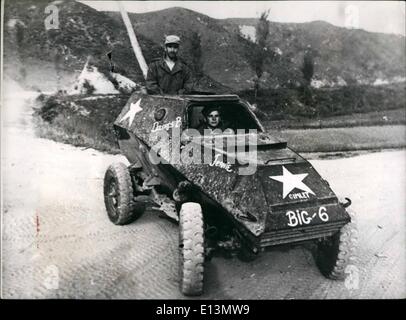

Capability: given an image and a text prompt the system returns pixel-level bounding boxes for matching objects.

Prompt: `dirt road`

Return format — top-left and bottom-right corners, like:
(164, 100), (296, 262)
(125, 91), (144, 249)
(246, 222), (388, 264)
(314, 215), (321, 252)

(1, 82), (405, 299)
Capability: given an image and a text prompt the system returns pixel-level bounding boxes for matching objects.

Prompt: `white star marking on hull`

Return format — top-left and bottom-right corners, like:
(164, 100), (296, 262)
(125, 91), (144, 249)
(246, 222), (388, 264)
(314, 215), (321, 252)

(270, 166), (315, 199)
(120, 98), (143, 126)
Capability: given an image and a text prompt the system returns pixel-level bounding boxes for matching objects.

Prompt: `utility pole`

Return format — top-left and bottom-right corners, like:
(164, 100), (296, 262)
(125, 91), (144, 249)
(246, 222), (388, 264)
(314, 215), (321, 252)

(117, 1), (148, 80)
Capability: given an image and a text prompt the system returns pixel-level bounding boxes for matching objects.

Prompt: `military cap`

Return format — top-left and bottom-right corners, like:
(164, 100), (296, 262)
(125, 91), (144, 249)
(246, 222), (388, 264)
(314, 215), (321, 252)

(165, 35), (181, 45)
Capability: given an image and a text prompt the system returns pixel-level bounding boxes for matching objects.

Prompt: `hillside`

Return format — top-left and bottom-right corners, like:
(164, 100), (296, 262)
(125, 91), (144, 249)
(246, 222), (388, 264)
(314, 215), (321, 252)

(105, 7), (263, 91)
(3, 1), (406, 92)
(3, 0), (161, 86)
(106, 7), (405, 89)
(224, 18), (406, 86)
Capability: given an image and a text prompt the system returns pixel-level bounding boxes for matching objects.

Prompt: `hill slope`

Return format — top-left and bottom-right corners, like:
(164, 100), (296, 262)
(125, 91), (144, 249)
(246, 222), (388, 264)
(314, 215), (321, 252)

(106, 7), (406, 89)
(3, 1), (405, 92)
(224, 18), (406, 86)
(105, 7), (261, 91)
(3, 0), (161, 85)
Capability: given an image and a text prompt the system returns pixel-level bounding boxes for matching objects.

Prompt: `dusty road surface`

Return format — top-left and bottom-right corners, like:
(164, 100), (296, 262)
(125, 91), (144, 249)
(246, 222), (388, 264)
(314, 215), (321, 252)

(2, 82), (405, 299)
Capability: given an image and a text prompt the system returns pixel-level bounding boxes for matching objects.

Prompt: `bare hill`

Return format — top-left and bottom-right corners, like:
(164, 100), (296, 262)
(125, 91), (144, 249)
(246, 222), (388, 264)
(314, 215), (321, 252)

(4, 1), (405, 92)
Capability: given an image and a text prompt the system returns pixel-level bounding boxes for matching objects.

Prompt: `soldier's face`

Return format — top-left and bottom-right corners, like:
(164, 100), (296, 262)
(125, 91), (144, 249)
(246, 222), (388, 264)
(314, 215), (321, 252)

(165, 44), (179, 59)
(206, 111), (220, 128)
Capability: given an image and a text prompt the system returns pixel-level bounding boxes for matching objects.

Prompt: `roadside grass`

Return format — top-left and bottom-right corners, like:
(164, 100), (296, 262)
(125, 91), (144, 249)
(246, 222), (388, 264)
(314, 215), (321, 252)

(263, 108), (405, 129)
(240, 82), (406, 121)
(268, 125), (406, 153)
(33, 115), (120, 153)
(33, 93), (129, 153)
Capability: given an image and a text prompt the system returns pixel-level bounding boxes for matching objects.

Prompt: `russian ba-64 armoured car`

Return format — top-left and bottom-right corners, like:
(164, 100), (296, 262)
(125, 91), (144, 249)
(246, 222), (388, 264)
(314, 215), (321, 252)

(103, 92), (357, 296)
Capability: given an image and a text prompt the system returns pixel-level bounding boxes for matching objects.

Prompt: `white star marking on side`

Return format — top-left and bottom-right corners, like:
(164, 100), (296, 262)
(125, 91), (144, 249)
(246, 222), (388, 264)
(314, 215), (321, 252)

(269, 166), (315, 199)
(120, 98), (142, 126)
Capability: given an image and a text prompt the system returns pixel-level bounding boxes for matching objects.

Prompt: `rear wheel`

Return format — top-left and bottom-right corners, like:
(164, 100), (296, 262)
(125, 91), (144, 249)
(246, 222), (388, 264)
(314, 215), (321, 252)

(315, 208), (358, 279)
(179, 202), (205, 296)
(104, 162), (145, 225)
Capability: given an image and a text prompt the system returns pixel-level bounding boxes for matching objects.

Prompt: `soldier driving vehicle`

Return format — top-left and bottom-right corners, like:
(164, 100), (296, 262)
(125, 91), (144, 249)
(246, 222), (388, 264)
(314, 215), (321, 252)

(196, 105), (235, 135)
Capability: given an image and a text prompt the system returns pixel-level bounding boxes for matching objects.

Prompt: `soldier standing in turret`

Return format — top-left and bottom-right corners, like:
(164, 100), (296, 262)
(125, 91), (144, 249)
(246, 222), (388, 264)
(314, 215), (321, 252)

(146, 35), (194, 95)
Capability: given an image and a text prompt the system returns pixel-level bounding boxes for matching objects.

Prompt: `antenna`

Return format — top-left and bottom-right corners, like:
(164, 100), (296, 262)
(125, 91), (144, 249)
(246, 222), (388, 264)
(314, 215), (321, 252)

(117, 1), (148, 80)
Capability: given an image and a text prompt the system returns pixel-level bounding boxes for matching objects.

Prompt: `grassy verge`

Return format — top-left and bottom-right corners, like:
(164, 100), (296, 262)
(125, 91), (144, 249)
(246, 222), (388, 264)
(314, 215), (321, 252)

(33, 115), (121, 153)
(263, 108), (406, 129)
(239, 82), (406, 121)
(33, 93), (130, 153)
(268, 125), (406, 153)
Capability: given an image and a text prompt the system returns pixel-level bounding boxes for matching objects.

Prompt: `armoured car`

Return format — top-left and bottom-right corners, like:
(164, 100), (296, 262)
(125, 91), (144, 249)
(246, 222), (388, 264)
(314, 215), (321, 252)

(103, 93), (357, 296)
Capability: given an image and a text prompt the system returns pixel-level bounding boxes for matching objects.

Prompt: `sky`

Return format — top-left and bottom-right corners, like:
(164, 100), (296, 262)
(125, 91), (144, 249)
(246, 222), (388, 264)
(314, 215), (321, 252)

(80, 1), (406, 36)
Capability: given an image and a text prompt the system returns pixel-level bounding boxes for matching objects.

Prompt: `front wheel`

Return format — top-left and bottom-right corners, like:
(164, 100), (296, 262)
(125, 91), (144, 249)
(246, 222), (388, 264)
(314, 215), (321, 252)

(315, 208), (358, 279)
(179, 202), (205, 296)
(103, 162), (145, 225)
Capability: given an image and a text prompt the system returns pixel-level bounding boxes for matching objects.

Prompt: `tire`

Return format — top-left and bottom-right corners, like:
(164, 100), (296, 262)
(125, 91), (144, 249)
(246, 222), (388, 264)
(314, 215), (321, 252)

(103, 162), (145, 225)
(315, 208), (358, 280)
(179, 202), (205, 296)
